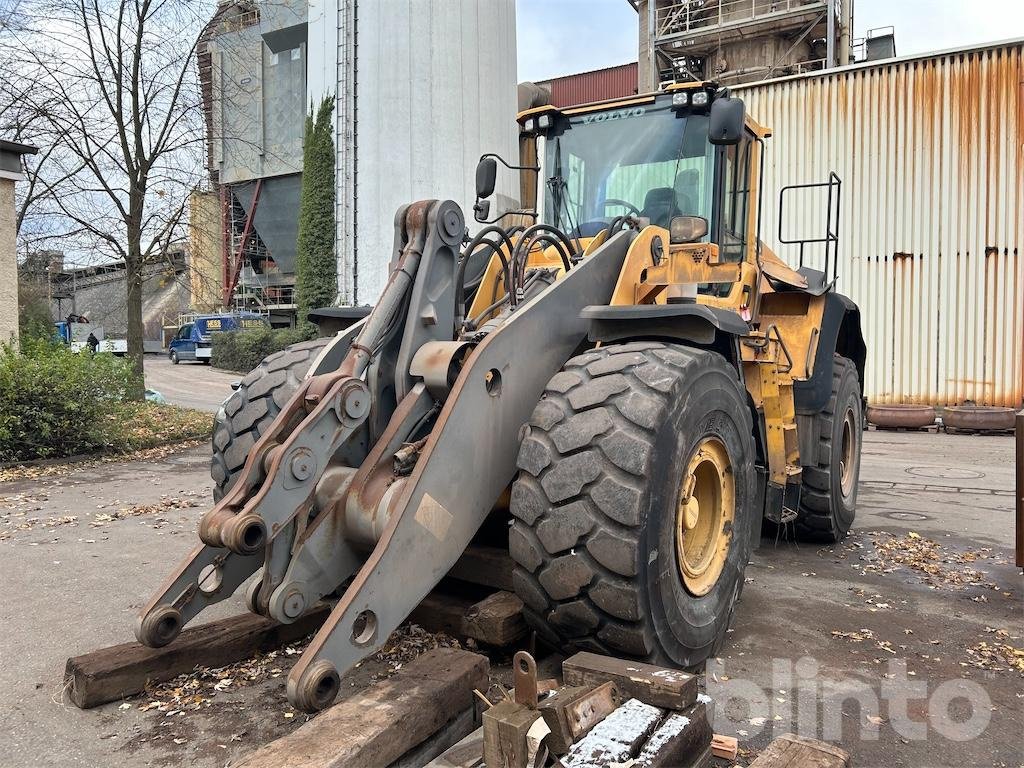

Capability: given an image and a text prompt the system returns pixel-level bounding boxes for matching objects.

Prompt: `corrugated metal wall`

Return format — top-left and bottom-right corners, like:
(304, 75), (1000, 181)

(737, 41), (1024, 407)
(541, 63), (639, 107)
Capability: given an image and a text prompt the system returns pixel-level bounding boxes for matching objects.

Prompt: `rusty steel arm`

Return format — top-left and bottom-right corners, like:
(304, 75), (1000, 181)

(134, 201), (462, 648)
(285, 230), (633, 711)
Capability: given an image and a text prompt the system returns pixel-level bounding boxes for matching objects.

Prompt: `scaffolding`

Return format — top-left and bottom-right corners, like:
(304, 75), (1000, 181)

(634, 0), (853, 88)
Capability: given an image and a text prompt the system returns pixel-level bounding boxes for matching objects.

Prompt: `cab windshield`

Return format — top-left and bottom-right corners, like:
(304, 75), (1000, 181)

(543, 104), (714, 236)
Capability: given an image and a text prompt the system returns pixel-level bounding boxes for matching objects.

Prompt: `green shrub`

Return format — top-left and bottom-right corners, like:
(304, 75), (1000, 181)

(0, 339), (135, 462)
(210, 325), (318, 374)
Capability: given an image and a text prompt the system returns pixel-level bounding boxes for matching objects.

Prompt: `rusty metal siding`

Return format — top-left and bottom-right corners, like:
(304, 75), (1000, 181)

(544, 63), (640, 108)
(738, 40), (1024, 407)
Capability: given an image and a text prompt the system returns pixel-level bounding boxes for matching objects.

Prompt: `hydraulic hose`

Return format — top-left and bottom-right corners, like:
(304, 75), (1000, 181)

(455, 226), (516, 330)
(512, 224), (575, 293)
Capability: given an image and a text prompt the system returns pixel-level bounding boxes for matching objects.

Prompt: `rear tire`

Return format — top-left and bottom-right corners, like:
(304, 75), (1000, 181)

(509, 341), (755, 668)
(210, 337), (331, 502)
(794, 354), (862, 542)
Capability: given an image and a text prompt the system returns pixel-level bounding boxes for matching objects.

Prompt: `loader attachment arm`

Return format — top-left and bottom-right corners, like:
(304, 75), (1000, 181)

(136, 196), (632, 712)
(287, 229), (632, 710)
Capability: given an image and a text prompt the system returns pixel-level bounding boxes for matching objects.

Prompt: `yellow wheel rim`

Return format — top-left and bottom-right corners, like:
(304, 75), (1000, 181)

(675, 436), (735, 597)
(839, 408), (857, 497)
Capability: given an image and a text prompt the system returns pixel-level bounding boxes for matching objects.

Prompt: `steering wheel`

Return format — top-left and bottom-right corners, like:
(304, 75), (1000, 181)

(602, 198), (641, 217)
(573, 199), (643, 237)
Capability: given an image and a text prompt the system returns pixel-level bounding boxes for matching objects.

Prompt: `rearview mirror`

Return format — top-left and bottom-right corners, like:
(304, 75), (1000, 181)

(708, 95), (745, 145)
(473, 199), (491, 223)
(475, 156), (497, 200)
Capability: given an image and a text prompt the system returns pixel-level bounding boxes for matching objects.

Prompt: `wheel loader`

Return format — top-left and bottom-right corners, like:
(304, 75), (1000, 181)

(137, 83), (867, 712)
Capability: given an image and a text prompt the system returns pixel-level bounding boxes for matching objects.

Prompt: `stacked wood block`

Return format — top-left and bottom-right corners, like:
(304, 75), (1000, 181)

(559, 653), (712, 768)
(430, 651), (713, 768)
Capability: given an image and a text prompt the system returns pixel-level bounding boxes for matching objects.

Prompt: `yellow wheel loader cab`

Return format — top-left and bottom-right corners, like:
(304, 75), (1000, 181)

(137, 81), (866, 711)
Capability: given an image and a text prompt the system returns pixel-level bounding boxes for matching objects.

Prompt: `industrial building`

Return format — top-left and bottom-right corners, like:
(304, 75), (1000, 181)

(196, 0), (518, 322)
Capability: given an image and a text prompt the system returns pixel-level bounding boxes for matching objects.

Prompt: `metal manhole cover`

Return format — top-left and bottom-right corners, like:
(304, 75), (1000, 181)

(880, 511), (931, 521)
(905, 465), (984, 480)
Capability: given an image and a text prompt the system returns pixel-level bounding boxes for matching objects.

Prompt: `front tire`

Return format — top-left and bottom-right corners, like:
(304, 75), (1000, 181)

(509, 341), (755, 668)
(210, 337), (331, 501)
(169, 350), (179, 365)
(794, 354), (862, 542)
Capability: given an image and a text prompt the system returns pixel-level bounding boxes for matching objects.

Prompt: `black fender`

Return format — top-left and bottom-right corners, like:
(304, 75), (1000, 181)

(581, 303), (749, 346)
(308, 305), (372, 337)
(793, 292), (866, 415)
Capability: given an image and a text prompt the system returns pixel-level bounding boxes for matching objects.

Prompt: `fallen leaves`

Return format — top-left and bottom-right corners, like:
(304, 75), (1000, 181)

(963, 641), (1024, 676)
(0, 512), (77, 541)
(131, 623), (460, 716)
(843, 531), (1008, 593)
(1, 493), (201, 542)
(90, 495), (199, 526)
(831, 628), (875, 643)
(0, 439), (206, 483)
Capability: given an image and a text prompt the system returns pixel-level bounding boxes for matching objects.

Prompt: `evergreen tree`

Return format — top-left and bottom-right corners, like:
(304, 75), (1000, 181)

(294, 98), (338, 326)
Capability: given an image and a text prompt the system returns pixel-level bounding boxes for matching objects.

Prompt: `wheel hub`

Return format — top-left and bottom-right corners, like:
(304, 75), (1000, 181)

(839, 408), (857, 497)
(675, 437), (735, 597)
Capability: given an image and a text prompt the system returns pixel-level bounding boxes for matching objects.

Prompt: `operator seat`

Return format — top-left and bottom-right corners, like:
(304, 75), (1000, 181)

(674, 169), (699, 215)
(640, 187), (680, 228)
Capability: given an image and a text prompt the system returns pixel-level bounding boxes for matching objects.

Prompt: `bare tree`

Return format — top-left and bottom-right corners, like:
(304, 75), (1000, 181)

(3, 0), (214, 396)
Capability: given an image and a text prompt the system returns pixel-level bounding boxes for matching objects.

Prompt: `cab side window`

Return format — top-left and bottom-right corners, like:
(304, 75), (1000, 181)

(177, 324), (193, 340)
(720, 135), (752, 262)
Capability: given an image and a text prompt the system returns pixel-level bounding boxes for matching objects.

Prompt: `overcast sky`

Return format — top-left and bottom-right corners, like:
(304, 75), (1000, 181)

(516, 0), (1024, 82)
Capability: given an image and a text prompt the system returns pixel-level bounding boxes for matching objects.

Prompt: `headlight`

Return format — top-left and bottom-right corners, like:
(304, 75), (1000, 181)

(672, 91), (689, 107)
(692, 91), (709, 107)
(669, 215), (709, 244)
(523, 117), (536, 132)
(537, 114), (552, 129)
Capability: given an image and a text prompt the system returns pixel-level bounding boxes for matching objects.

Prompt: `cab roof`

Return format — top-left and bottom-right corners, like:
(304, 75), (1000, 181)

(517, 82), (771, 138)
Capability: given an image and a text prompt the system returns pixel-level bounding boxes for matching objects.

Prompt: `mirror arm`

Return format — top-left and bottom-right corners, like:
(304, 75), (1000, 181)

(480, 152), (540, 174)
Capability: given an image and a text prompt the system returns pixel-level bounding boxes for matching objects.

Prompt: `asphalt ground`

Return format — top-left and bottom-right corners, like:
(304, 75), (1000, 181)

(0, 429), (1018, 767)
(143, 354), (240, 413)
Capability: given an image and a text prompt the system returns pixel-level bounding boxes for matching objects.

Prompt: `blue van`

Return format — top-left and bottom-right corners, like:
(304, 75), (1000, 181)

(168, 313), (269, 364)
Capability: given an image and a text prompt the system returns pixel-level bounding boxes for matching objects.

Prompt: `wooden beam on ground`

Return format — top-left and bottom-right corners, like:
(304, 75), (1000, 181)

(539, 682), (618, 754)
(63, 605), (330, 709)
(748, 733), (850, 767)
(423, 726), (484, 768)
(411, 590), (526, 646)
(483, 699), (540, 768)
(633, 701), (712, 768)
(389, 705), (480, 768)
(562, 652), (698, 711)
(448, 545), (515, 591)
(236, 648), (489, 768)
(66, 585), (520, 710)
(563, 698), (663, 767)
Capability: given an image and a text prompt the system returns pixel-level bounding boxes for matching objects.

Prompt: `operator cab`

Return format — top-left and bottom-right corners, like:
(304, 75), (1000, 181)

(513, 84), (764, 267)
